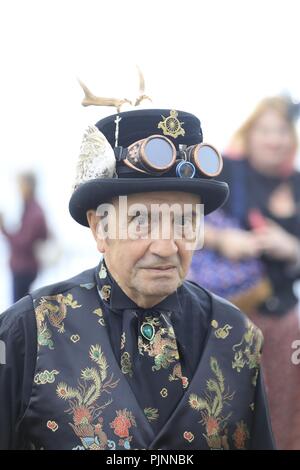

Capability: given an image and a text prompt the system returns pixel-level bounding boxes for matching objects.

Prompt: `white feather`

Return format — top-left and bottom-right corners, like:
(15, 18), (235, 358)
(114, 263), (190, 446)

(73, 125), (116, 190)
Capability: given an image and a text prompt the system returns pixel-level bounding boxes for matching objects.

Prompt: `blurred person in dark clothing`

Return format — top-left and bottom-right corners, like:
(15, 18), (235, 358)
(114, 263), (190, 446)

(0, 172), (48, 302)
(189, 96), (300, 449)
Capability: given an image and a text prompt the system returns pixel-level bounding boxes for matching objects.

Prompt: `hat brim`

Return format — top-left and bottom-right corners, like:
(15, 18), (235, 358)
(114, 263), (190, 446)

(69, 178), (229, 227)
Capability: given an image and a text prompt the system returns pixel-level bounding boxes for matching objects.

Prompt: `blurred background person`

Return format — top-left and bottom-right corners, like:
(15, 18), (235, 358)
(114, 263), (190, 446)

(188, 95), (300, 449)
(0, 172), (48, 302)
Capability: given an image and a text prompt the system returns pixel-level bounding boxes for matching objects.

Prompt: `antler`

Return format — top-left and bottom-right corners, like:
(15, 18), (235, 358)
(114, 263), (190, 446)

(134, 66), (152, 106)
(78, 79), (132, 113)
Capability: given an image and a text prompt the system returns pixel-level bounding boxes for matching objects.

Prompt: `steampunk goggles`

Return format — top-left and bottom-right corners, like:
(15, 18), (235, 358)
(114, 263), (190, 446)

(114, 135), (223, 178)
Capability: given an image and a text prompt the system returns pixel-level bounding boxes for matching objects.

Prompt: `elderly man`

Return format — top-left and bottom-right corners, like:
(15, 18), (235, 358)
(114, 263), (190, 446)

(0, 109), (275, 450)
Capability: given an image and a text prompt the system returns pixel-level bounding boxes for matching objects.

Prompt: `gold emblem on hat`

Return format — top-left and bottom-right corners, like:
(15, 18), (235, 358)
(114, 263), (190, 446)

(158, 110), (185, 138)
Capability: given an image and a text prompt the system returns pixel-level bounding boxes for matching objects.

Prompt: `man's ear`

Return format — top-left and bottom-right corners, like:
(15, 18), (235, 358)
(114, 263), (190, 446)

(86, 209), (106, 253)
(86, 210), (98, 238)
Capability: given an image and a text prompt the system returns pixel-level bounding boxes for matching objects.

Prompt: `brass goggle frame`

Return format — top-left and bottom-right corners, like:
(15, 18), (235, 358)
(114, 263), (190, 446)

(116, 134), (223, 178)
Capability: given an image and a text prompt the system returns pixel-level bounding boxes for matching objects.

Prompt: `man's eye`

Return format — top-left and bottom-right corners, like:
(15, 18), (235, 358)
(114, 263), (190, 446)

(175, 216), (192, 226)
(137, 216), (147, 225)
(134, 212), (148, 225)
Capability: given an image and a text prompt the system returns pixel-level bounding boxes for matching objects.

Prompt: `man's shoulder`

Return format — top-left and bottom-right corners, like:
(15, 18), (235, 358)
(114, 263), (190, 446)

(182, 279), (212, 303)
(183, 279), (239, 311)
(183, 280), (263, 338)
(0, 295), (35, 335)
(0, 267), (96, 330)
(30, 267), (96, 299)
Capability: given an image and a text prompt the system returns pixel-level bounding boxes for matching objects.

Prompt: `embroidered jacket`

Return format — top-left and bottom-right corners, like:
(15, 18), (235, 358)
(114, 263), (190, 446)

(0, 261), (275, 450)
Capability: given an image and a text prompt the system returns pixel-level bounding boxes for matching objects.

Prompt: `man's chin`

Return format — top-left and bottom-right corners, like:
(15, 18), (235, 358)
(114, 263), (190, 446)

(141, 278), (179, 297)
(141, 267), (180, 280)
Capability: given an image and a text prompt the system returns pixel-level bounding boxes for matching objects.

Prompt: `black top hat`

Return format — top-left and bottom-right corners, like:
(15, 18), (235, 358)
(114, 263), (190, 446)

(69, 109), (229, 226)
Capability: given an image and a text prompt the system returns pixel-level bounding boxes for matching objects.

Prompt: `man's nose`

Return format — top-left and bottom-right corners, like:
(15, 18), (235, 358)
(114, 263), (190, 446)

(149, 238), (178, 258)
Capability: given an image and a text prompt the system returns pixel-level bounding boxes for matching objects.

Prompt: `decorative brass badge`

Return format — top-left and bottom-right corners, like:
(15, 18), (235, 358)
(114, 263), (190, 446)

(158, 110), (185, 138)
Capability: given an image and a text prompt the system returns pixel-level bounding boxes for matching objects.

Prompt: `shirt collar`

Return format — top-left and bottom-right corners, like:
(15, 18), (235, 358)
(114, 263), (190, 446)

(95, 258), (181, 312)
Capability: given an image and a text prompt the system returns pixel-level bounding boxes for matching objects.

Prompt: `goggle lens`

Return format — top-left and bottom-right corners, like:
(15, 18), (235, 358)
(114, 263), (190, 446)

(144, 138), (175, 169)
(195, 144), (222, 176)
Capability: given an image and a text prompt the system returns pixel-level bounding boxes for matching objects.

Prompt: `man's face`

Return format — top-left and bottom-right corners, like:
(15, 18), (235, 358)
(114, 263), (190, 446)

(87, 191), (202, 308)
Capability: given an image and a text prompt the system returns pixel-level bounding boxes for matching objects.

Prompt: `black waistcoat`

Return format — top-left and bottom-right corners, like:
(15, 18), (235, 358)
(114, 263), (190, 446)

(20, 266), (265, 450)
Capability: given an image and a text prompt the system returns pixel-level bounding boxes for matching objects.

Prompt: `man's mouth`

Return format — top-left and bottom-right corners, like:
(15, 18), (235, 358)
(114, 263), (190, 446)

(144, 265), (177, 271)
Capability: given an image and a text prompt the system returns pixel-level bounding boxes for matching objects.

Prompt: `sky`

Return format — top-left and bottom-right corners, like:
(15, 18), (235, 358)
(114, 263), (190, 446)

(0, 0), (300, 309)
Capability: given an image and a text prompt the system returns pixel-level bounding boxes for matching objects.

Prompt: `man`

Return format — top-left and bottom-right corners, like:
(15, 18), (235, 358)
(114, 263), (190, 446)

(0, 109), (275, 450)
(0, 172), (48, 302)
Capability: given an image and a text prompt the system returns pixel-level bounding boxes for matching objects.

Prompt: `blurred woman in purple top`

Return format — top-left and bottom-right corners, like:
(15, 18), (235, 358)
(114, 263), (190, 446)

(0, 172), (47, 301)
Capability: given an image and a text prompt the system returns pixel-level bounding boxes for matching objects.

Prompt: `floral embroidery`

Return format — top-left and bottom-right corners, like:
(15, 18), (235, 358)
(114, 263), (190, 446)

(183, 431), (195, 443)
(215, 324), (232, 339)
(99, 285), (111, 302)
(47, 420), (58, 432)
(70, 334), (80, 343)
(80, 283), (96, 290)
(36, 324), (54, 350)
(160, 388), (168, 398)
(233, 421), (250, 449)
(56, 344), (120, 450)
(93, 308), (106, 326)
(232, 319), (262, 385)
(121, 351), (133, 378)
(99, 263), (107, 279)
(211, 319), (233, 339)
(110, 409), (136, 447)
(34, 369), (59, 385)
(144, 407), (159, 422)
(189, 357), (235, 450)
(182, 376), (189, 389)
(138, 315), (180, 372)
(35, 294), (81, 349)
(120, 332), (126, 350)
(169, 363), (187, 388)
